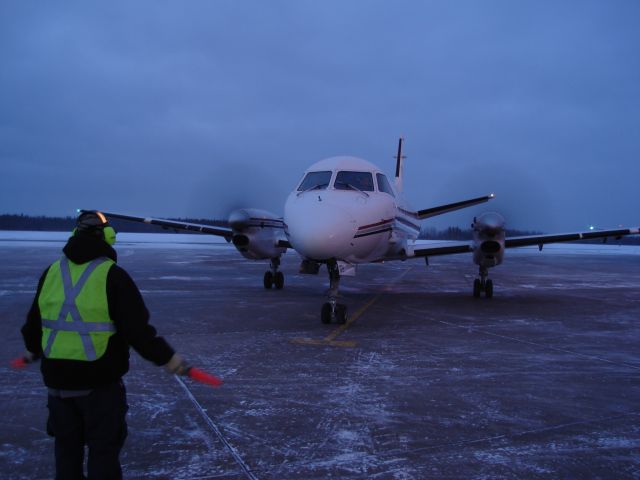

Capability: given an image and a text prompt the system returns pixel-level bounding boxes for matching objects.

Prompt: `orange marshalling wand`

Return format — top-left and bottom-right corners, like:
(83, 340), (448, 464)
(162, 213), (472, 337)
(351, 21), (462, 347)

(187, 367), (223, 387)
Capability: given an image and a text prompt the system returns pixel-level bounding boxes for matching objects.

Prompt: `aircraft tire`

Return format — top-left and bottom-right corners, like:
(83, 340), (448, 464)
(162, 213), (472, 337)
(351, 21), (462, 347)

(485, 279), (493, 298)
(335, 304), (347, 324)
(473, 279), (481, 298)
(263, 271), (273, 289)
(321, 303), (332, 324)
(274, 271), (284, 290)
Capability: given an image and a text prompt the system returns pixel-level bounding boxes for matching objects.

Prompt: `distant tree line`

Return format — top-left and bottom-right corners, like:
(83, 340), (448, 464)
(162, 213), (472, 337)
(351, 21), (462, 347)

(419, 226), (543, 240)
(1, 214), (639, 244)
(0, 214), (228, 234)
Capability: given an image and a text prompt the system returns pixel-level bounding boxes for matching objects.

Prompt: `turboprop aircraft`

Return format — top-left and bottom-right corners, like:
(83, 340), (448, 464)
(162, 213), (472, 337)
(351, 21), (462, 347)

(86, 138), (640, 324)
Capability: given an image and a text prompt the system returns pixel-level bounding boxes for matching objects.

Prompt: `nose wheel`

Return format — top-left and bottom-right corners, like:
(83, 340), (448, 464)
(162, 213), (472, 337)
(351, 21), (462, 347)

(263, 257), (284, 290)
(321, 301), (348, 324)
(321, 261), (348, 324)
(473, 267), (494, 298)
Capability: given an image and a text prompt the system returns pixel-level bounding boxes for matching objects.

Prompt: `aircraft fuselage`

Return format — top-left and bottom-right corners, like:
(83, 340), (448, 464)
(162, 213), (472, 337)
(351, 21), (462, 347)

(283, 156), (419, 264)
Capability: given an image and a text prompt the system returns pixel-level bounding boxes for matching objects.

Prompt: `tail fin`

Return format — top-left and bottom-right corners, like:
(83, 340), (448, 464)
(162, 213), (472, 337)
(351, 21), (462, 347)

(394, 136), (405, 193)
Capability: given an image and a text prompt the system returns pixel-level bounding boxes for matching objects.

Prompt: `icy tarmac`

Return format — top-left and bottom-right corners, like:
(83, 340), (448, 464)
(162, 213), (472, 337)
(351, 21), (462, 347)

(1, 233), (639, 479)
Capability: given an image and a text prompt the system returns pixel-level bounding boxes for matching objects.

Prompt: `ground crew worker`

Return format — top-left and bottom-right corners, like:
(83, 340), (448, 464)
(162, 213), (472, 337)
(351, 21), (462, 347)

(18, 210), (190, 480)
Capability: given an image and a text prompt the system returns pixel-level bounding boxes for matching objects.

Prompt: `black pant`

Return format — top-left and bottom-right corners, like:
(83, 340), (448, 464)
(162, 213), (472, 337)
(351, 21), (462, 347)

(47, 380), (128, 480)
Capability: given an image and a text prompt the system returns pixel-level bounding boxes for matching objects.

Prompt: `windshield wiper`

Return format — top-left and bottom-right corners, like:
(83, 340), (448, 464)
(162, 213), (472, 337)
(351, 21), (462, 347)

(297, 183), (328, 196)
(335, 182), (370, 198)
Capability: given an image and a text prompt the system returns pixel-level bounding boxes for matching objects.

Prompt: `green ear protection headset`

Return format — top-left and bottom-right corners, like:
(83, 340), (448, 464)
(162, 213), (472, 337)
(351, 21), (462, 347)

(103, 225), (117, 246)
(73, 211), (117, 246)
(95, 211), (116, 245)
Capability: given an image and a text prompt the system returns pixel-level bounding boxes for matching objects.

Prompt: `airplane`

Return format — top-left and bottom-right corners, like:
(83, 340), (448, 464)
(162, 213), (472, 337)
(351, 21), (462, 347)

(85, 138), (640, 324)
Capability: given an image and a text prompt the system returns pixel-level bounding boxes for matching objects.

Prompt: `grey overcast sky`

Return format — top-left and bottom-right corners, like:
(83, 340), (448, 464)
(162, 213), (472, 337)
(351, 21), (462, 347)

(1, 1), (639, 232)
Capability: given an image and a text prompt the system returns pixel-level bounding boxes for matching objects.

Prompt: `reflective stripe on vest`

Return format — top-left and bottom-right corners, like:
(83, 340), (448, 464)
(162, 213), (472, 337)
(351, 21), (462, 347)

(40, 256), (116, 361)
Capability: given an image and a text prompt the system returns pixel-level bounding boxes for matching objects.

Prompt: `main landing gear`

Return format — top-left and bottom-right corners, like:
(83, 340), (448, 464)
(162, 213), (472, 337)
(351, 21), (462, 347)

(321, 261), (348, 324)
(263, 257), (284, 290)
(473, 266), (494, 298)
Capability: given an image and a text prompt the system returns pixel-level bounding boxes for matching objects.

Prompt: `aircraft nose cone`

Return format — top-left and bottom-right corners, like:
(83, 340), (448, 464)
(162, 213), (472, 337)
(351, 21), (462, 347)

(285, 202), (356, 260)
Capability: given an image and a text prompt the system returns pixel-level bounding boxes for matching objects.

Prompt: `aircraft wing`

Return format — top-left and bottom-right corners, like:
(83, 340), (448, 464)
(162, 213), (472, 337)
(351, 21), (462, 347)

(504, 227), (640, 249)
(415, 194), (495, 220)
(84, 210), (234, 239)
(411, 226), (640, 259)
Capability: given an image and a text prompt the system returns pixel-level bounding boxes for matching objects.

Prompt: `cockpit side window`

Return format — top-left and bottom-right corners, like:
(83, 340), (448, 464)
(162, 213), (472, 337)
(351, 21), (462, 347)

(297, 171), (332, 191)
(334, 171), (375, 192)
(376, 173), (395, 197)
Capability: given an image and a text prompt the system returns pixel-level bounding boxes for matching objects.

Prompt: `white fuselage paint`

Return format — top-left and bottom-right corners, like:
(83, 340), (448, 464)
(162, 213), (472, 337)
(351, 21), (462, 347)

(284, 156), (420, 264)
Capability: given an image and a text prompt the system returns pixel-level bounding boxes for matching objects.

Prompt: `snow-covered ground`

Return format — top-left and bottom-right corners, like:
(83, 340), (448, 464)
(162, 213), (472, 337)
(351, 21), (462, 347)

(3, 241), (639, 479)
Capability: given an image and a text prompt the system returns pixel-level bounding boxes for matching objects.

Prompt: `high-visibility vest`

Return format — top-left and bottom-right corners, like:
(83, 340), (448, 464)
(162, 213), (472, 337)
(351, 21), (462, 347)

(39, 256), (116, 361)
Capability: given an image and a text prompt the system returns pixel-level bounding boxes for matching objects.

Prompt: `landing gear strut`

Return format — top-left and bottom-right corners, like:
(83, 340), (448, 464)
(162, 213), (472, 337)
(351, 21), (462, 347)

(263, 257), (284, 290)
(473, 266), (494, 298)
(321, 261), (348, 324)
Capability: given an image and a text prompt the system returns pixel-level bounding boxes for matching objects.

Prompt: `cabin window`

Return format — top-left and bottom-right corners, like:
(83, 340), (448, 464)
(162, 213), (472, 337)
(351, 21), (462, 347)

(376, 173), (395, 197)
(297, 171), (332, 191)
(334, 171), (375, 192)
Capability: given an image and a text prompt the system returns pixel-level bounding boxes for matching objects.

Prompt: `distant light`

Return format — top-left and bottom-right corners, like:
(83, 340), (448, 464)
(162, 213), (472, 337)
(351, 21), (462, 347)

(489, 193), (495, 198)
(589, 225), (595, 231)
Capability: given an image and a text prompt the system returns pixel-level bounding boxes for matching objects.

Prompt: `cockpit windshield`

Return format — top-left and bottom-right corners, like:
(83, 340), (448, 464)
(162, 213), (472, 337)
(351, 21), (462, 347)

(297, 171), (332, 191)
(334, 171), (375, 192)
(376, 173), (395, 197)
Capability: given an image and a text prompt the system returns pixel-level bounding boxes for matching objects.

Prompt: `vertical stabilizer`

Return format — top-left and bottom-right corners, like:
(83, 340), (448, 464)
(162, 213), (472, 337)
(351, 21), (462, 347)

(394, 136), (405, 193)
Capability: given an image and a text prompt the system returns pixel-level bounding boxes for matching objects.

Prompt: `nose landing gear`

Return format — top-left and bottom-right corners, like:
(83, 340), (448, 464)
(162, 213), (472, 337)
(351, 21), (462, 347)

(321, 261), (348, 324)
(473, 266), (494, 298)
(263, 257), (284, 289)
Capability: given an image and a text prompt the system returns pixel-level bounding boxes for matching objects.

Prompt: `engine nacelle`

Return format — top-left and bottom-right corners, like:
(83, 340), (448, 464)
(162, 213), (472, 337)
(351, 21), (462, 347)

(228, 208), (287, 260)
(472, 212), (505, 269)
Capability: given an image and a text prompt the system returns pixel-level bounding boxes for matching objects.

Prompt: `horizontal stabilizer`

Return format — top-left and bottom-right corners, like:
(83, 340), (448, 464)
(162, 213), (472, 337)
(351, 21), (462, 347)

(413, 242), (473, 258)
(415, 194), (495, 220)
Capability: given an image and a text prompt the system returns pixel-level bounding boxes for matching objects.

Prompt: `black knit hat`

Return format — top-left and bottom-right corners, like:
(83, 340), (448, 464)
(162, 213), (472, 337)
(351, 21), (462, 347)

(76, 211), (109, 233)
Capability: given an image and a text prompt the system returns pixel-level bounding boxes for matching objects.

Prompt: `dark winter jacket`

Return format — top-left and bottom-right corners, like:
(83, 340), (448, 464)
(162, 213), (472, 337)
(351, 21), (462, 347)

(21, 232), (175, 390)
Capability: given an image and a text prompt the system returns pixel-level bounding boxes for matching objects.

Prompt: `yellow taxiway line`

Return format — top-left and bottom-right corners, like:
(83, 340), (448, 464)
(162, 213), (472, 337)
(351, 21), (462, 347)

(291, 266), (414, 348)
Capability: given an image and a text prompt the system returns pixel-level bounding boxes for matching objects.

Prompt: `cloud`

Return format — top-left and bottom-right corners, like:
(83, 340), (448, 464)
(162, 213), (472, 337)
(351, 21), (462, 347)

(1, 1), (639, 230)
